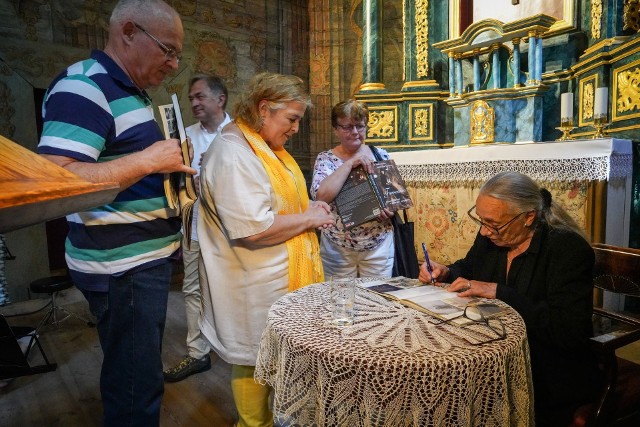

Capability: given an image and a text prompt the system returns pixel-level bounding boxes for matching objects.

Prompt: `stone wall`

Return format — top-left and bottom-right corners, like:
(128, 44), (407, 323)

(0, 0), (311, 301)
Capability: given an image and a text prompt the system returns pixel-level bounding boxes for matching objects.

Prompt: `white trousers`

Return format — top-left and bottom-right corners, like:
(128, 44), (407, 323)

(182, 239), (210, 359)
(320, 232), (394, 279)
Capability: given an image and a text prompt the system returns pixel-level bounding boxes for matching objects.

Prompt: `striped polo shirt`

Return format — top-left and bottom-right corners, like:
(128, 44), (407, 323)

(38, 50), (181, 292)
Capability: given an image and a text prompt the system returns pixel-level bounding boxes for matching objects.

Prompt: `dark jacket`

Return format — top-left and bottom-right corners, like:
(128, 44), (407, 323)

(448, 222), (598, 416)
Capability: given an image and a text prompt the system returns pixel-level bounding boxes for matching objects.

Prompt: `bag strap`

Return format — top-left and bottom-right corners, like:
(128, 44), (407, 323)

(369, 144), (383, 162)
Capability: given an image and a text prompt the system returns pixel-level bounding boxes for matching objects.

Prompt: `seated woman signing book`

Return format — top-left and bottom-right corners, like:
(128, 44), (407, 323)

(311, 99), (394, 278)
(418, 171), (600, 427)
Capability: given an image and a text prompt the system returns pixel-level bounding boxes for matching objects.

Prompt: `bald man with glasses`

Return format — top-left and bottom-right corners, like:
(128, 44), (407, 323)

(37, 1), (194, 425)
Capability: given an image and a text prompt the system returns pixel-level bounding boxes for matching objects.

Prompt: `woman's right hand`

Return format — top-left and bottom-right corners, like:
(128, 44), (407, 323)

(347, 153), (375, 174)
(304, 201), (335, 230)
(419, 260), (449, 284)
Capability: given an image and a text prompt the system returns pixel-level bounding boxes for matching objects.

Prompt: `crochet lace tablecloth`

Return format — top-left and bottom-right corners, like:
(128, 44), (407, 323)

(255, 282), (534, 427)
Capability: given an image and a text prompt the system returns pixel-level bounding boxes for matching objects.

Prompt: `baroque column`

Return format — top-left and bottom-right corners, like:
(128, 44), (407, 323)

(359, 0), (385, 91)
(401, 0), (440, 91)
(473, 50), (481, 91)
(492, 44), (500, 89)
(512, 38), (522, 87)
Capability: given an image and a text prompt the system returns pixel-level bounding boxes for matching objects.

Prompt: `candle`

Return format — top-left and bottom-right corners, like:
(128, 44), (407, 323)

(560, 93), (573, 121)
(594, 87), (608, 117)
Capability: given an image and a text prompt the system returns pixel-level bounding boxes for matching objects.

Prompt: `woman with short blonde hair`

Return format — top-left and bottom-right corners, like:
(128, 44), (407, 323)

(198, 72), (333, 427)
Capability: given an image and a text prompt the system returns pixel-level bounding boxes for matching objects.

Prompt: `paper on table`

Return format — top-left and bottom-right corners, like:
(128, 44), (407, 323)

(358, 278), (476, 320)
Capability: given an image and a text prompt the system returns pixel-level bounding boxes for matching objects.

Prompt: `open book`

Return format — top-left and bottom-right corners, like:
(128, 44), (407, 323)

(357, 277), (506, 322)
(158, 94), (197, 248)
(335, 159), (413, 229)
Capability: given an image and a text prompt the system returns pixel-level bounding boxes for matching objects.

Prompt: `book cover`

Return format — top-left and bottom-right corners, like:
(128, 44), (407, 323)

(334, 159), (413, 229)
(369, 159), (413, 211)
(157, 94), (197, 248)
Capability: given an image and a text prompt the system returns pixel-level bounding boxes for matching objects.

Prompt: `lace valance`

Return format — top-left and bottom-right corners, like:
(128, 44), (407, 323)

(390, 139), (632, 184)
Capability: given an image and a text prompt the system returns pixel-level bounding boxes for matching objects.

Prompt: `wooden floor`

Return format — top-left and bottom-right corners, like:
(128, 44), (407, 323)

(3, 283), (640, 427)
(0, 283), (238, 427)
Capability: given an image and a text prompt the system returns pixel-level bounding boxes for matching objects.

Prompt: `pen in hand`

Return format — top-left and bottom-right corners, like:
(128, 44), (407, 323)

(421, 242), (436, 286)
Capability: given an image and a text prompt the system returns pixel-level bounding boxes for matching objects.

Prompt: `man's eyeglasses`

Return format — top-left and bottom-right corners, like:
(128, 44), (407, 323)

(437, 305), (507, 345)
(134, 23), (182, 64)
(467, 205), (527, 235)
(335, 124), (367, 133)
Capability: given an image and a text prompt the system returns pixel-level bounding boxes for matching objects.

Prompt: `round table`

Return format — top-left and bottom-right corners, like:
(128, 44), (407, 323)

(255, 281), (534, 427)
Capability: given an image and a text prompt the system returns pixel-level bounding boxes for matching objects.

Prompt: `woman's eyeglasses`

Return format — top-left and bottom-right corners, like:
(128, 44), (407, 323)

(335, 124), (366, 133)
(467, 206), (527, 235)
(435, 305), (507, 345)
(134, 23), (182, 64)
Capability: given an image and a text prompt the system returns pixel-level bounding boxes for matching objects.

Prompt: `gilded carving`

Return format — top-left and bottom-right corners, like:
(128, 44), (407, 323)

(616, 67), (640, 114)
(368, 110), (395, 138)
(414, 108), (430, 137)
(470, 100), (494, 144)
(578, 75), (597, 126)
(623, 0), (640, 32)
(592, 0), (603, 39)
(415, 0), (429, 78)
(408, 104), (434, 141)
(583, 82), (595, 120)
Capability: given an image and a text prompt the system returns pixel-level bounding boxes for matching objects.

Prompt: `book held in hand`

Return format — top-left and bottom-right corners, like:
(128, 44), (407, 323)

(157, 94), (197, 248)
(335, 159), (413, 229)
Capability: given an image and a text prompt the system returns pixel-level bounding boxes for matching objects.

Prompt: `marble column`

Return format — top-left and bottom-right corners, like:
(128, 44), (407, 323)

(449, 52), (455, 97)
(534, 36), (543, 82)
(361, 0), (385, 90)
(473, 50), (481, 91)
(527, 31), (537, 86)
(512, 38), (521, 87)
(492, 44), (500, 89)
(455, 54), (463, 95)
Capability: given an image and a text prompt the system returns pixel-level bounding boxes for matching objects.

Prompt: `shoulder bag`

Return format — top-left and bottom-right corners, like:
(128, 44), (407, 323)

(368, 145), (419, 278)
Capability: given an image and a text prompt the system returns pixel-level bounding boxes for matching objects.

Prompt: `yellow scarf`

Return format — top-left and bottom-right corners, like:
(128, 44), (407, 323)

(237, 119), (324, 291)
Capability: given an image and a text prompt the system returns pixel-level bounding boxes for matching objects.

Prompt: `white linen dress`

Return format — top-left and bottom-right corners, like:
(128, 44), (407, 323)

(197, 131), (290, 366)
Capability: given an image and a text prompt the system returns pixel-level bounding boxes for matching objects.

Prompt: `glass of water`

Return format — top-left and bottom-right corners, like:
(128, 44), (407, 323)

(331, 276), (355, 327)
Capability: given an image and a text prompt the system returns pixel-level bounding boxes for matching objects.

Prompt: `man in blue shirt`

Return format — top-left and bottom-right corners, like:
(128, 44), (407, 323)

(37, 0), (195, 425)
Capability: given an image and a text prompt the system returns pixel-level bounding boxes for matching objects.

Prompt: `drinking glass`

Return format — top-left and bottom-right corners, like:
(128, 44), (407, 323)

(330, 276), (355, 327)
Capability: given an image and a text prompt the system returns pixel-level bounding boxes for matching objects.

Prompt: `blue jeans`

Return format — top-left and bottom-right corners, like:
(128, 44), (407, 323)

(81, 262), (173, 427)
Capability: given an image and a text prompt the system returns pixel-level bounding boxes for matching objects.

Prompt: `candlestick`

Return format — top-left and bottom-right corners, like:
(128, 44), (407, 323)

(592, 87), (609, 138)
(594, 87), (608, 118)
(555, 124), (575, 141)
(560, 93), (573, 126)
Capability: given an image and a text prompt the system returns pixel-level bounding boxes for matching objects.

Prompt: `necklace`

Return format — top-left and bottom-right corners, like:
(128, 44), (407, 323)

(507, 238), (531, 265)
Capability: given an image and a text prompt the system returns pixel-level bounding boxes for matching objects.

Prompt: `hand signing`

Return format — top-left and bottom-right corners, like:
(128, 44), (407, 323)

(419, 259), (449, 284)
